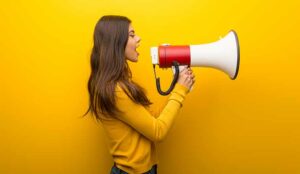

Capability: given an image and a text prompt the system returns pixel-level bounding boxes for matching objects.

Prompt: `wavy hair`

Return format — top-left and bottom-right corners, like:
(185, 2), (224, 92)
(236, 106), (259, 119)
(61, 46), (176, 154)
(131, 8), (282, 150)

(84, 15), (151, 120)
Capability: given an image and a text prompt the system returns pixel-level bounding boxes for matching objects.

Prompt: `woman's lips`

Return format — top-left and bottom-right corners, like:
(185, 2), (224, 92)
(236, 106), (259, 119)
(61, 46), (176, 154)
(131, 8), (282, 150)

(135, 48), (139, 55)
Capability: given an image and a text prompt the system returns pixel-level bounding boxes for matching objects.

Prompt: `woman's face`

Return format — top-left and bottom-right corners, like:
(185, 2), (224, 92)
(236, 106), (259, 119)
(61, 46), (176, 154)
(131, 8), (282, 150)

(125, 24), (141, 62)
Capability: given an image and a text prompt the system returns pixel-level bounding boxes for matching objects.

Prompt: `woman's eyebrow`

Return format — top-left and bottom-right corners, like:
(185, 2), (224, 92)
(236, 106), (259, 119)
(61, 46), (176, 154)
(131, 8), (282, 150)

(129, 30), (135, 34)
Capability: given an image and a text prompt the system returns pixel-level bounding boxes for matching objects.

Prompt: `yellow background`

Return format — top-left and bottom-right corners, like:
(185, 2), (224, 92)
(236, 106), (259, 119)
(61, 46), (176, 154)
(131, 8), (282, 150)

(1, 0), (300, 173)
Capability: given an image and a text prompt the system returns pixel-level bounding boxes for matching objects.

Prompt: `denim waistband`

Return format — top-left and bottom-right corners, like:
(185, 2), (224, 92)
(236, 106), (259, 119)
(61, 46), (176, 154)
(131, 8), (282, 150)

(110, 164), (157, 174)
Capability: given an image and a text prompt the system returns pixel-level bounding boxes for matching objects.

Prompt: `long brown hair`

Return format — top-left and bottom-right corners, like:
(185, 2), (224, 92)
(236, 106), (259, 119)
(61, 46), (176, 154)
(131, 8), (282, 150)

(84, 15), (151, 120)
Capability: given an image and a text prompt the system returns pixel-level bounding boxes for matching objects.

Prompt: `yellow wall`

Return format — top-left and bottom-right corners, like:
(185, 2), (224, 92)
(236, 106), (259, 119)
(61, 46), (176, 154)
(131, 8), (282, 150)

(1, 0), (300, 173)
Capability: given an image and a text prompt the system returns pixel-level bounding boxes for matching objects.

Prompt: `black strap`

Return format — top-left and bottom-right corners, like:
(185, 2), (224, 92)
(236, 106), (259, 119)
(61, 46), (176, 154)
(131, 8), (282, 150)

(153, 61), (180, 96)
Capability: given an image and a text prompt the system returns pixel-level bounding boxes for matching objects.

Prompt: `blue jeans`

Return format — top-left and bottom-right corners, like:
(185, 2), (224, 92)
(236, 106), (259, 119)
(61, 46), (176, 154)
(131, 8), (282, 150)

(110, 164), (157, 174)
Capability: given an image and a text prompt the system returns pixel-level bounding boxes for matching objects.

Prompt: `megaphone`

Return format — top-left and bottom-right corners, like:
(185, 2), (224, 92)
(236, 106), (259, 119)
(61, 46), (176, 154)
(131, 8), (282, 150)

(151, 30), (240, 95)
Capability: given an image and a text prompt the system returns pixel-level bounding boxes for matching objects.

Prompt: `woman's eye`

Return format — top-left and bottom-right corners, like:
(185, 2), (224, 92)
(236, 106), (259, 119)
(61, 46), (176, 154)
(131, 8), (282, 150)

(130, 35), (135, 38)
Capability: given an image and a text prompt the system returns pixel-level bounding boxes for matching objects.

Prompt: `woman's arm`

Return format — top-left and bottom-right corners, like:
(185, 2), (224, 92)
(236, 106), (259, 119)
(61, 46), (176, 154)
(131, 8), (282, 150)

(145, 98), (167, 118)
(115, 83), (189, 142)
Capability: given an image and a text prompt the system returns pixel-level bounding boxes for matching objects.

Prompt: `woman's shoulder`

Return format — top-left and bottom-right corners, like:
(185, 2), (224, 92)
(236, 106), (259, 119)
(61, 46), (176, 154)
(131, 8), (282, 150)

(114, 82), (129, 98)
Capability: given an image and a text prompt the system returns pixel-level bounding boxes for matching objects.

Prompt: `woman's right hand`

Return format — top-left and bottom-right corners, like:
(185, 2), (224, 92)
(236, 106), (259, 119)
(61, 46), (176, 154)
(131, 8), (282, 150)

(177, 67), (195, 89)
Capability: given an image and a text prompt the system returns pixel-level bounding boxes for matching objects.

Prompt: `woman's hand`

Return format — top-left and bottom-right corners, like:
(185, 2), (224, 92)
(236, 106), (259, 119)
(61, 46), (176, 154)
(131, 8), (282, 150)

(177, 67), (195, 89)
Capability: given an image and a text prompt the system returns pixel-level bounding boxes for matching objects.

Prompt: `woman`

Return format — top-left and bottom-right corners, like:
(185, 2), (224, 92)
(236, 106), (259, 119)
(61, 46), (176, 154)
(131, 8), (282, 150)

(85, 15), (195, 174)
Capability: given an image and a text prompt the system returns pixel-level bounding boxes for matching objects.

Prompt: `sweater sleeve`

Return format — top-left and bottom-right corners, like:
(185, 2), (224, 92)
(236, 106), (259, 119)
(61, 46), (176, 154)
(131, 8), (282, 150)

(144, 98), (167, 118)
(115, 83), (189, 142)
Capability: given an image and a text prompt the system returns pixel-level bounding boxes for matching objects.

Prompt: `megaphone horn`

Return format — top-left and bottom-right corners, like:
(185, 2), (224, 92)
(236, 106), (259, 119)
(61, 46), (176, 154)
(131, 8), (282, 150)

(151, 30), (240, 95)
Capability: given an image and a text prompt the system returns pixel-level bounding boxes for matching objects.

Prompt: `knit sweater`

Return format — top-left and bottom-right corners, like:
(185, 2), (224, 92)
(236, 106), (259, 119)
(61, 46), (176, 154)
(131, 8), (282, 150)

(99, 83), (189, 173)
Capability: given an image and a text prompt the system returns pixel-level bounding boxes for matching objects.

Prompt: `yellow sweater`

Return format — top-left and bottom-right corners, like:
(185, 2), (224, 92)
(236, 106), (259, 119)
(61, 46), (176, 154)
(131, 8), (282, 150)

(99, 83), (189, 174)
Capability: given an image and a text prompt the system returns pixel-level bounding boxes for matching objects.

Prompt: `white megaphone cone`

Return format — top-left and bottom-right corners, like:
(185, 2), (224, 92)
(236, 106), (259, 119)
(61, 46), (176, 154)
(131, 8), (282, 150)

(190, 30), (240, 79)
(151, 30), (240, 95)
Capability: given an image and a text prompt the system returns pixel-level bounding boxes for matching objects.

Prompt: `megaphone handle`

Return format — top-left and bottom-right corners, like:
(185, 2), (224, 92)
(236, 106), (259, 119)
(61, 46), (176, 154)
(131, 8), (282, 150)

(171, 65), (188, 74)
(154, 61), (180, 96)
(172, 65), (193, 92)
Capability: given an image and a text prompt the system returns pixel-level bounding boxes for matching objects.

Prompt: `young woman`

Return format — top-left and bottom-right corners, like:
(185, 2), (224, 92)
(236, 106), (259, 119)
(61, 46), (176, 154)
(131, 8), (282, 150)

(85, 15), (195, 174)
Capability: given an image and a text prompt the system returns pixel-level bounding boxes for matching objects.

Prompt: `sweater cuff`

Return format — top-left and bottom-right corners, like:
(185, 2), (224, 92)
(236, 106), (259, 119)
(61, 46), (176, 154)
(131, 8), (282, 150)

(168, 83), (189, 105)
(173, 83), (189, 97)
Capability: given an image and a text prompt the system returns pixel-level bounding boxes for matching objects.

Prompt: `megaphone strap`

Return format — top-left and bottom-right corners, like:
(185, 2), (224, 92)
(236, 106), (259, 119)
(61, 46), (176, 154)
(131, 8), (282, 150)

(153, 61), (180, 96)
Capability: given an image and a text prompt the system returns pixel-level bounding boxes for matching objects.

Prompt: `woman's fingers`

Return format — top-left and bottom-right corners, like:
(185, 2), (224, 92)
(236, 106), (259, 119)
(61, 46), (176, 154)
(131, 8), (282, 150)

(177, 66), (196, 89)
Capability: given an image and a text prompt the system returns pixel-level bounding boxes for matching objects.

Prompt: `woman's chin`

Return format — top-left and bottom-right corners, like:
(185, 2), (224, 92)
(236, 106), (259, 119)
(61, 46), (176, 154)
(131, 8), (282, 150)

(133, 58), (138, 62)
(126, 57), (138, 62)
